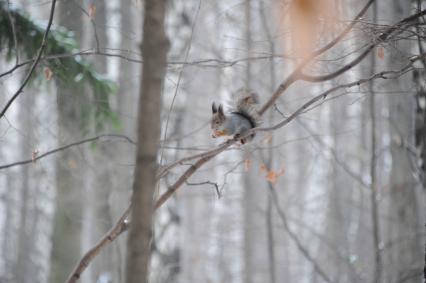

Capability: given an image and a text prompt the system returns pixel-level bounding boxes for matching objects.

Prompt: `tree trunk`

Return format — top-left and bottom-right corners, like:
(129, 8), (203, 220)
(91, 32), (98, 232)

(83, 1), (116, 282)
(382, 2), (424, 282)
(49, 2), (85, 282)
(15, 88), (34, 283)
(125, 0), (168, 282)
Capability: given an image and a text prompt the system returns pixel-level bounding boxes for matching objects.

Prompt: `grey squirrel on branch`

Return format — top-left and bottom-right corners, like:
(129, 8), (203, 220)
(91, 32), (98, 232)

(211, 88), (261, 144)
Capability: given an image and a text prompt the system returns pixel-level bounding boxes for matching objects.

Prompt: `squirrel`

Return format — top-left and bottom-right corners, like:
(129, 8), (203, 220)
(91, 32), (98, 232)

(211, 88), (260, 144)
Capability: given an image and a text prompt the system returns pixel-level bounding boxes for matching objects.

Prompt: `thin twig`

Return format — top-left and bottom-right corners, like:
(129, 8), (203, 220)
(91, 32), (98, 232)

(267, 182), (334, 283)
(0, 49), (290, 79)
(6, 0), (19, 65)
(0, 134), (135, 170)
(186, 180), (221, 198)
(160, 0), (201, 166)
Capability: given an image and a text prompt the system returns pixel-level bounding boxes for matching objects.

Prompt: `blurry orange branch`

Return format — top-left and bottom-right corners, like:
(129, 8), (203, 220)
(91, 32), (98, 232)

(259, 0), (375, 114)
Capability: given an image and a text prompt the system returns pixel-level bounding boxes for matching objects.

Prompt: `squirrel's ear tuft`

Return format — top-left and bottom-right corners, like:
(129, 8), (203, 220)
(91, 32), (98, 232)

(212, 102), (217, 113)
(218, 104), (224, 115)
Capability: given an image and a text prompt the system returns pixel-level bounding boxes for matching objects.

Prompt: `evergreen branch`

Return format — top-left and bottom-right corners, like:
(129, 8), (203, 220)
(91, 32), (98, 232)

(0, 0), (57, 119)
(0, 2), (118, 130)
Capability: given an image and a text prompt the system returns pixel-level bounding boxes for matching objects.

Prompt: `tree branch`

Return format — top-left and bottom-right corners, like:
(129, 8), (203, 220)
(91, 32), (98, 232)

(0, 0), (57, 119)
(258, 0), (375, 114)
(299, 9), (426, 83)
(186, 180), (221, 198)
(66, 205), (131, 283)
(256, 53), (425, 133)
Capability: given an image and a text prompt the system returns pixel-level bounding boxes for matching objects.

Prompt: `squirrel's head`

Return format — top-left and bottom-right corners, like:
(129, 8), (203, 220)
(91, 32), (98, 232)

(211, 102), (227, 137)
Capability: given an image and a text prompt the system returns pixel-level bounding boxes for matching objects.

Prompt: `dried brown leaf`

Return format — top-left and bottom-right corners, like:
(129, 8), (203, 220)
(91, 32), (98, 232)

(244, 158), (252, 172)
(260, 163), (267, 173)
(377, 46), (385, 59)
(32, 149), (39, 163)
(89, 4), (96, 19)
(43, 67), (53, 80)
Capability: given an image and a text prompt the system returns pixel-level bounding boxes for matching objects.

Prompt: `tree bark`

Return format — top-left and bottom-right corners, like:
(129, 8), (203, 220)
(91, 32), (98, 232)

(368, 3), (382, 283)
(125, 0), (168, 282)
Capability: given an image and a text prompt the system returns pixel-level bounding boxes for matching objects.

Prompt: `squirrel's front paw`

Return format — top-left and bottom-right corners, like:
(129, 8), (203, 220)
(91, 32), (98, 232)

(213, 130), (228, 137)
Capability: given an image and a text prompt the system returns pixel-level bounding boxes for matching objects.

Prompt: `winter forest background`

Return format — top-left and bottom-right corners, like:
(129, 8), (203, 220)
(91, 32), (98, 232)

(0, 0), (425, 283)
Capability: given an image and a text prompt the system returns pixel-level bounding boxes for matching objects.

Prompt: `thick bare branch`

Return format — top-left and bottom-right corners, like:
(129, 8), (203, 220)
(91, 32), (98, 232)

(66, 206), (131, 283)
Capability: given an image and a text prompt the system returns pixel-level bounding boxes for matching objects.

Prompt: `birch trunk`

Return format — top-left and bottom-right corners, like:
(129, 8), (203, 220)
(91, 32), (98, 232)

(125, 0), (168, 281)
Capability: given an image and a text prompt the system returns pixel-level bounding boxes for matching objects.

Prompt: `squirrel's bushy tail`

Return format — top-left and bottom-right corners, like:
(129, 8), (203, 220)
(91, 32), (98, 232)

(232, 88), (261, 128)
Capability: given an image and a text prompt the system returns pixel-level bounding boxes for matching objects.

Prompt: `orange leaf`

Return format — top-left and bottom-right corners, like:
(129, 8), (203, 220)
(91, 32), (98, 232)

(43, 67), (53, 80)
(88, 4), (96, 19)
(377, 47), (385, 59)
(259, 163), (267, 173)
(265, 167), (285, 185)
